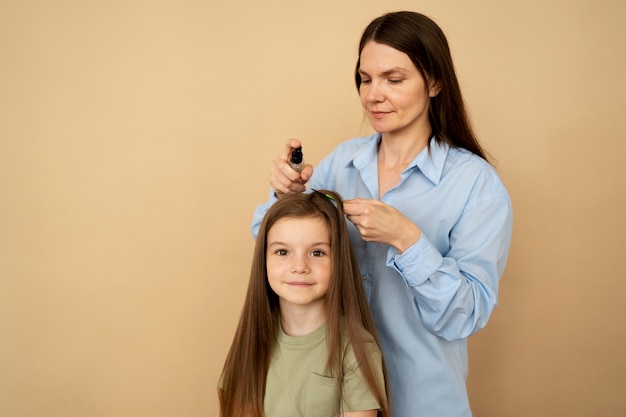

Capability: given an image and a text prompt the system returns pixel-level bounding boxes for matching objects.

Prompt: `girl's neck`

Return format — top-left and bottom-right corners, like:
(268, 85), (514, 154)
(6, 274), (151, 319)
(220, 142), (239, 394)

(279, 302), (325, 337)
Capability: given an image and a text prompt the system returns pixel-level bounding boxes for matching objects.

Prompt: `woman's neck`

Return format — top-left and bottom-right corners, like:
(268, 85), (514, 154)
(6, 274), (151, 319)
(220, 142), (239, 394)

(378, 129), (431, 169)
(376, 130), (431, 198)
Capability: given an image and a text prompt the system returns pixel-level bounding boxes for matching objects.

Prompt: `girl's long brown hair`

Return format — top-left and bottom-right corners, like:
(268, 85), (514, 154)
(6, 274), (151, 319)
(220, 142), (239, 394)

(219, 190), (391, 417)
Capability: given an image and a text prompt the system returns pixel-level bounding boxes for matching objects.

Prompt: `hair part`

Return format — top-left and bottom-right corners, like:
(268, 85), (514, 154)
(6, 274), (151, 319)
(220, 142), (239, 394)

(355, 10), (490, 163)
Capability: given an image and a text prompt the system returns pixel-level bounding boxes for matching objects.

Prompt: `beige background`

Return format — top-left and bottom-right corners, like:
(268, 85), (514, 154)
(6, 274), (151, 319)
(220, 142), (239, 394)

(1, 0), (625, 416)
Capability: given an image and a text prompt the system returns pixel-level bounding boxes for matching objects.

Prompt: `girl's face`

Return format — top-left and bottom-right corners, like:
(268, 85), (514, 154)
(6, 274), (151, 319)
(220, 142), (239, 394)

(357, 41), (440, 138)
(266, 216), (332, 312)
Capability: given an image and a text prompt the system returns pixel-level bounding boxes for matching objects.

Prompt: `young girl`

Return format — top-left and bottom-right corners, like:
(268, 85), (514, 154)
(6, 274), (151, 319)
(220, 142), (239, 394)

(219, 190), (390, 417)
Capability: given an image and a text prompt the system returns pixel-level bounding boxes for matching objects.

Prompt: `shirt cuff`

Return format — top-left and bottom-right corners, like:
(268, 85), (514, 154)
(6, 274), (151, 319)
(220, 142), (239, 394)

(386, 233), (443, 286)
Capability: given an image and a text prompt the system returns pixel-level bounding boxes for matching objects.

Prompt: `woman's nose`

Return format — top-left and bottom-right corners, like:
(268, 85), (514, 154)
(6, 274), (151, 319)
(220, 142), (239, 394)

(365, 81), (384, 103)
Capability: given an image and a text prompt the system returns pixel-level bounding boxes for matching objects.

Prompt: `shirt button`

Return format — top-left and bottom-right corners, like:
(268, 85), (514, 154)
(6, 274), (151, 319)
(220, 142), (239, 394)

(363, 274), (368, 281)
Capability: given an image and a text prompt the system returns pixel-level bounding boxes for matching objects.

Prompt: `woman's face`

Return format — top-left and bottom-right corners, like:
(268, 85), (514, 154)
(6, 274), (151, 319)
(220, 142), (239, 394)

(357, 41), (440, 137)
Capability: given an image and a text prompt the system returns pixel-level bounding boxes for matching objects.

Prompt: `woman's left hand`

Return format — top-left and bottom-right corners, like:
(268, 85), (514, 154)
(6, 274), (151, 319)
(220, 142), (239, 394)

(343, 198), (421, 254)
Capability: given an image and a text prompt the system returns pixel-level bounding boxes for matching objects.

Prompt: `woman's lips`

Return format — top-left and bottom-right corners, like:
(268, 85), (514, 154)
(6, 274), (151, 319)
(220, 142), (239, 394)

(370, 111), (390, 119)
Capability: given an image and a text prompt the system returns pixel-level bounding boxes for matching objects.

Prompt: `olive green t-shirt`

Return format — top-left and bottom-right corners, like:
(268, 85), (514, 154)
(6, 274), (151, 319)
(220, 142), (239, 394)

(264, 322), (384, 417)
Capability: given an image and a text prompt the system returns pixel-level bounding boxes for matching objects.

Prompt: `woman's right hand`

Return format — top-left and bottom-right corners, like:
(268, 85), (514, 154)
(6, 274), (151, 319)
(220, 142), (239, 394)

(270, 138), (314, 198)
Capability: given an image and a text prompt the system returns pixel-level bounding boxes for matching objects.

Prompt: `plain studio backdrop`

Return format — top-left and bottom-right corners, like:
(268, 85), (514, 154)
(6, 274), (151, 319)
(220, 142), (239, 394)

(1, 1), (625, 416)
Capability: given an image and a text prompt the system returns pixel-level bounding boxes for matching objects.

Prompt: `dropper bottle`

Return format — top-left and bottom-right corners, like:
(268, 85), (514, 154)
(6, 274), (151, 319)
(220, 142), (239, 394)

(289, 146), (304, 172)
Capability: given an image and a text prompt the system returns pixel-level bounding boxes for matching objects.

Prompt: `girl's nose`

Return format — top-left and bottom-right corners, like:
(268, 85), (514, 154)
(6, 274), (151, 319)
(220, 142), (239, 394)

(291, 257), (310, 274)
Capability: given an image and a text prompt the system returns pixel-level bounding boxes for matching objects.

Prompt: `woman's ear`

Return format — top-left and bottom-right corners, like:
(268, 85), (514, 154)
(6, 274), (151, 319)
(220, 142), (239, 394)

(429, 80), (441, 97)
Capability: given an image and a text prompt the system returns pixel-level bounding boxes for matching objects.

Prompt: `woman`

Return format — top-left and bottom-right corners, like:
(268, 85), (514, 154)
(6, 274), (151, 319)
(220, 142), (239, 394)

(252, 11), (513, 417)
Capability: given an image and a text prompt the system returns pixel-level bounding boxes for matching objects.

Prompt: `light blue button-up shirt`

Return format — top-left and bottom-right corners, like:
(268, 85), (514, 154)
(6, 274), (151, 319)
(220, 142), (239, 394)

(251, 134), (513, 417)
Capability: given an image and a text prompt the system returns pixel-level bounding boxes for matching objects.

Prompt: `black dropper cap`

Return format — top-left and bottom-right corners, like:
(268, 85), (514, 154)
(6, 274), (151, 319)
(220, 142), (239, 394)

(291, 146), (303, 164)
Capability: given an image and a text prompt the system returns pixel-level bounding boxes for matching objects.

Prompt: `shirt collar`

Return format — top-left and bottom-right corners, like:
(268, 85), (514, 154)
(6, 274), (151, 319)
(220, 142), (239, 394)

(414, 137), (448, 185)
(350, 134), (449, 186)
(351, 133), (380, 170)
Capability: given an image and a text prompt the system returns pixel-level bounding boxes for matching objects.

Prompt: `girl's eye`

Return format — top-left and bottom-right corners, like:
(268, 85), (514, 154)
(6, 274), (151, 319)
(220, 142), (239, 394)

(275, 249), (288, 256)
(311, 250), (326, 257)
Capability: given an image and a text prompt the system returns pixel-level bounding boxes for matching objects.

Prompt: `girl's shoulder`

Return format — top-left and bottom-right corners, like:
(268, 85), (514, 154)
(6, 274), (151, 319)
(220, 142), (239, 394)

(339, 320), (380, 352)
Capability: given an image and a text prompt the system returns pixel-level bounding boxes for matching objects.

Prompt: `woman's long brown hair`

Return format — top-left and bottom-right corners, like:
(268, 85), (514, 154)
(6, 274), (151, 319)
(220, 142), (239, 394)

(219, 190), (391, 417)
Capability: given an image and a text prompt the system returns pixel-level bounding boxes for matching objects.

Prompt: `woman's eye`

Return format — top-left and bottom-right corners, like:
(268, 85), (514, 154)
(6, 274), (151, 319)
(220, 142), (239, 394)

(388, 79), (403, 84)
(360, 78), (371, 84)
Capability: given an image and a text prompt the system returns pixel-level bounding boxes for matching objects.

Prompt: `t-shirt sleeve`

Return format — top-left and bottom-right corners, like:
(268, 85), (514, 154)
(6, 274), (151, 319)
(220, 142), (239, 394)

(340, 339), (385, 412)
